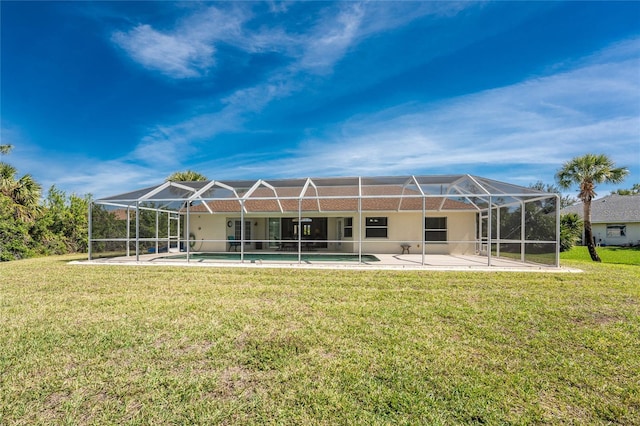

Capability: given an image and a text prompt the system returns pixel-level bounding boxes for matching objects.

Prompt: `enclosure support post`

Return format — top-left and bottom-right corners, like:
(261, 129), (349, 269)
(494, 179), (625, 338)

(135, 201), (140, 262)
(421, 196), (426, 266)
(298, 198), (302, 264)
(240, 201), (245, 263)
(155, 210), (159, 255)
(186, 202), (191, 263)
(88, 202), (93, 260)
(496, 207), (501, 258)
(555, 194), (561, 268)
(521, 200), (526, 263)
(126, 207), (131, 257)
(487, 197), (492, 267)
(477, 212), (482, 255)
(358, 178), (362, 264)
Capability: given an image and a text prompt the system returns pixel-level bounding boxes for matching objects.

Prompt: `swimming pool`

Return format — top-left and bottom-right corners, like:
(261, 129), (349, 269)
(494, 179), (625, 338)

(158, 252), (380, 263)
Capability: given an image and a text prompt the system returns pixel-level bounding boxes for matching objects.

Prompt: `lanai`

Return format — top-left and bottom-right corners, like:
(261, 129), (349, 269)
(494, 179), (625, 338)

(89, 175), (560, 267)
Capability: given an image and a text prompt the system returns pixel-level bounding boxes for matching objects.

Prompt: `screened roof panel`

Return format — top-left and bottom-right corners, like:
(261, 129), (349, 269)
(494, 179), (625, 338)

(310, 176), (360, 187)
(144, 186), (195, 200)
(418, 184), (452, 196)
(96, 175), (554, 213)
(447, 176), (489, 196)
(100, 184), (166, 201)
(196, 186), (236, 200)
(259, 178), (308, 189)
(316, 185), (359, 198)
(361, 176), (413, 186)
(471, 176), (545, 196)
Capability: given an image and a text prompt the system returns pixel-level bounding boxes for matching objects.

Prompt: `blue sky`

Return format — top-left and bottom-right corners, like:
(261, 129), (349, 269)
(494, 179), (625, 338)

(1, 1), (639, 198)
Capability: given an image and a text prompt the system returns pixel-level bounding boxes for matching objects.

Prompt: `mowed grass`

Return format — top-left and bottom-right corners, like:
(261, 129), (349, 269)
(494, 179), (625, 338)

(561, 245), (640, 265)
(1, 255), (638, 425)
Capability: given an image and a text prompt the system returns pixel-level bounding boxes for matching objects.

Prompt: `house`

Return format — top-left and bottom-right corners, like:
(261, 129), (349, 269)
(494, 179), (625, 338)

(90, 175), (560, 266)
(562, 194), (640, 247)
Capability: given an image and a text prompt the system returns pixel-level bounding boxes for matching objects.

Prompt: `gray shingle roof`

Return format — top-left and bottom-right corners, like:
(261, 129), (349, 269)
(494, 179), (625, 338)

(562, 194), (640, 223)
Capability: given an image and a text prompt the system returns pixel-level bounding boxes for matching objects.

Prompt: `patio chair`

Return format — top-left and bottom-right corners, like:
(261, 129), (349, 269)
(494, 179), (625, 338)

(227, 236), (240, 252)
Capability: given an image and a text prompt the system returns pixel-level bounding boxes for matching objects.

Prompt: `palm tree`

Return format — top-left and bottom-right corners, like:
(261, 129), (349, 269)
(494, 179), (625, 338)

(0, 162), (41, 221)
(0, 144), (13, 156)
(556, 153), (629, 261)
(166, 170), (208, 182)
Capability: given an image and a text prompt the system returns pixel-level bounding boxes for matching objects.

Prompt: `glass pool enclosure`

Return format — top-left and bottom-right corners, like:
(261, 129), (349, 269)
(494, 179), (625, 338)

(88, 175), (560, 267)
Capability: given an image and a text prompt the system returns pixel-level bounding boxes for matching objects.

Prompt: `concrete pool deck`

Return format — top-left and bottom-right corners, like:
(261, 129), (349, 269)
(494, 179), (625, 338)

(73, 252), (582, 272)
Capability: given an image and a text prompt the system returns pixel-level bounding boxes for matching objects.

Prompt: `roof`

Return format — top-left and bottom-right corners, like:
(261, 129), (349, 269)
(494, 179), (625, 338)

(95, 174), (554, 213)
(562, 194), (640, 223)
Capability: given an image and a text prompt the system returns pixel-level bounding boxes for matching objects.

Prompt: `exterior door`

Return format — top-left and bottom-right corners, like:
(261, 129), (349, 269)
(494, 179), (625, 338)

(268, 218), (280, 249)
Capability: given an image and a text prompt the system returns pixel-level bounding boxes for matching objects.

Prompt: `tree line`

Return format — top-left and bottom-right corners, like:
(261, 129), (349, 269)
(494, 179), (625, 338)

(1, 145), (90, 260)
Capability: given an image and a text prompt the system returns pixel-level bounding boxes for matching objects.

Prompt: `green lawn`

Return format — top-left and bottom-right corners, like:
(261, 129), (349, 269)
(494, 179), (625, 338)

(1, 255), (638, 425)
(561, 245), (640, 265)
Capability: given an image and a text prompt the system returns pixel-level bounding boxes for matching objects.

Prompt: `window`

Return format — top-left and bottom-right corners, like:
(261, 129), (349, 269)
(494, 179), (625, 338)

(606, 225), (626, 238)
(344, 217), (353, 238)
(366, 217), (388, 238)
(425, 217), (447, 242)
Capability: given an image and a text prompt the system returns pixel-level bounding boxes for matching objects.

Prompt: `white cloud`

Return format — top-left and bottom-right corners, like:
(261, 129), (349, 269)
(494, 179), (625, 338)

(111, 5), (254, 79)
(110, 2), (471, 79)
(296, 4), (365, 74)
(80, 7), (638, 198)
(112, 24), (215, 78)
(219, 38), (640, 186)
(112, 2), (472, 164)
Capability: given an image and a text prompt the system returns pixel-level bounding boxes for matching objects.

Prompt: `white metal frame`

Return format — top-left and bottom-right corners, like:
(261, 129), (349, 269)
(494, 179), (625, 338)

(89, 175), (560, 267)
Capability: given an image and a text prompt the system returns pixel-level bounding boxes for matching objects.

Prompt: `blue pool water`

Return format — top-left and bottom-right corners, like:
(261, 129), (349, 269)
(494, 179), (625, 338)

(159, 252), (380, 262)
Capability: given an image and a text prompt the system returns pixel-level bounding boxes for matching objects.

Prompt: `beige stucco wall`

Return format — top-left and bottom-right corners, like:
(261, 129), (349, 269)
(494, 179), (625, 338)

(184, 211), (477, 255)
(187, 214), (229, 252)
(353, 211), (476, 255)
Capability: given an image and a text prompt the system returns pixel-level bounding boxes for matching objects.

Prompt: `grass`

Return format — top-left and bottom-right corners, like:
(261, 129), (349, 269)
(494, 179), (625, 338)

(1, 254), (639, 425)
(561, 245), (640, 265)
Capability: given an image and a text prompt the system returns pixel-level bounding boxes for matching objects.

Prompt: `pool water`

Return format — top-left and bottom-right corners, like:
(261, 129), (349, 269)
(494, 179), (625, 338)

(159, 252), (380, 262)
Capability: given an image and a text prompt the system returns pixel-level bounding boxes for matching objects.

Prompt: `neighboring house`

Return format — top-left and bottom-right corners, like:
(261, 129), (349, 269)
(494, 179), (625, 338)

(90, 175), (559, 265)
(562, 194), (640, 247)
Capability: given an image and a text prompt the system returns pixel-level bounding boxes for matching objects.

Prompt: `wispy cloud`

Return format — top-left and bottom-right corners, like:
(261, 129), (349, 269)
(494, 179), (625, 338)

(112, 2), (474, 163)
(75, 5), (637, 197)
(295, 4), (365, 74)
(220, 38), (640, 185)
(112, 24), (214, 78)
(111, 5), (250, 78)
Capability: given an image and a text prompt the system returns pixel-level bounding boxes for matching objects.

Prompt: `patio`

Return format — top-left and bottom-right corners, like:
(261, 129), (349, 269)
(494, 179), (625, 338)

(77, 251), (578, 272)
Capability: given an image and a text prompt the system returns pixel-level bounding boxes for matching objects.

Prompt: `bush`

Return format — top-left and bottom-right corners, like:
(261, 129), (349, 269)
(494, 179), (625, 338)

(560, 213), (582, 252)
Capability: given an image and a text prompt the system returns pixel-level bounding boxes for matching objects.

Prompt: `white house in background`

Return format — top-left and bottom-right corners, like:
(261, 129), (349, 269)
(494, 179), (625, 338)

(562, 194), (640, 247)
